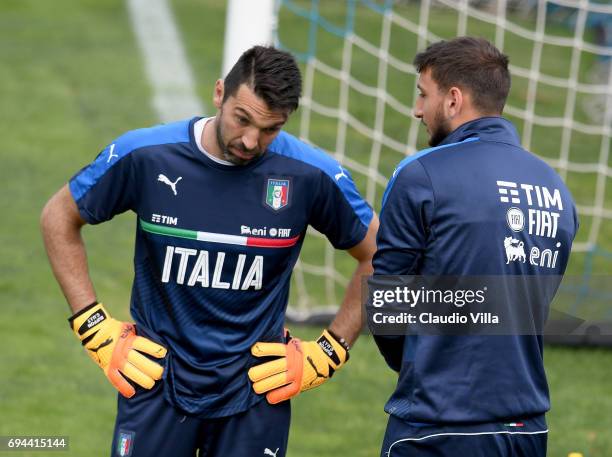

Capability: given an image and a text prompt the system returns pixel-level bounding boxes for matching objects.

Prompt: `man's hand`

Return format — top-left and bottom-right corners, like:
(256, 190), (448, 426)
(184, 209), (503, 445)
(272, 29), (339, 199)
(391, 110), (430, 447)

(248, 329), (349, 404)
(69, 302), (167, 398)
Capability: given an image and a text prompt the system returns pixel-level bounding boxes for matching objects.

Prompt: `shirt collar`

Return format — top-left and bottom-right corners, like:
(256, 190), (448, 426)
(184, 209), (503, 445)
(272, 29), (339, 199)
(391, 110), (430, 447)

(440, 116), (521, 147)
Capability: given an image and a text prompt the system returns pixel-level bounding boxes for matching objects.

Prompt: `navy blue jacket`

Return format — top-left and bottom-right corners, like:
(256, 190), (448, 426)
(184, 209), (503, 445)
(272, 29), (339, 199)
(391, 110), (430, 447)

(373, 117), (578, 423)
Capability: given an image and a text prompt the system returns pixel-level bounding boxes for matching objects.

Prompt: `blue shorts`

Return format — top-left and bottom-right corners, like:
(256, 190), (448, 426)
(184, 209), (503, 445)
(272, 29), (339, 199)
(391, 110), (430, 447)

(381, 414), (548, 457)
(110, 382), (290, 457)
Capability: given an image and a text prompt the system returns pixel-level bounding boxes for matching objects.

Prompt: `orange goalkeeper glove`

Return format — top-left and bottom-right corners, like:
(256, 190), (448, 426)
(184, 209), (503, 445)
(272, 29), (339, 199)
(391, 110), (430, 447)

(248, 329), (349, 404)
(69, 302), (167, 398)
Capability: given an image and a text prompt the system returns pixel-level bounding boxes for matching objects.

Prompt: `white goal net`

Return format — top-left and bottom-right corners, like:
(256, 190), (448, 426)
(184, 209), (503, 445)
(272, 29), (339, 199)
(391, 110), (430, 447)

(270, 0), (612, 319)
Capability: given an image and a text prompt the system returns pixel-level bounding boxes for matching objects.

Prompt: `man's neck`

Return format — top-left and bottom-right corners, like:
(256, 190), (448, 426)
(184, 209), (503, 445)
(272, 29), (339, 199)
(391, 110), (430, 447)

(201, 116), (224, 161)
(448, 109), (495, 132)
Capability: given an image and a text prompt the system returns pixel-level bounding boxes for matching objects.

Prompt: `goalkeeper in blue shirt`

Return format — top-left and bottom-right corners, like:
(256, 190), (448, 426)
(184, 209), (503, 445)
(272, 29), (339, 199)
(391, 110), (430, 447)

(41, 45), (378, 457)
(373, 37), (578, 457)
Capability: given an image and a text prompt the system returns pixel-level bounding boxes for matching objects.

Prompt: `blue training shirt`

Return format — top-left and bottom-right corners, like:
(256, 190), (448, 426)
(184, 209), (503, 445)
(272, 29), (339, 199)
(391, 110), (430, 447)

(373, 117), (578, 424)
(70, 117), (373, 418)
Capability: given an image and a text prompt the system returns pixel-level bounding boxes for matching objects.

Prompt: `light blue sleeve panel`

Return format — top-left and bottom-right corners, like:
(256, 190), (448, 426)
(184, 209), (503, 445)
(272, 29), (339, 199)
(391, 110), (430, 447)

(69, 119), (191, 224)
(269, 131), (373, 229)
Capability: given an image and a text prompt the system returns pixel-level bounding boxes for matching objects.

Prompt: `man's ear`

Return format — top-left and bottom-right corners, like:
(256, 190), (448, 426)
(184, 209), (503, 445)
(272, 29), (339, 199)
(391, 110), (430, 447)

(213, 79), (225, 110)
(445, 86), (464, 119)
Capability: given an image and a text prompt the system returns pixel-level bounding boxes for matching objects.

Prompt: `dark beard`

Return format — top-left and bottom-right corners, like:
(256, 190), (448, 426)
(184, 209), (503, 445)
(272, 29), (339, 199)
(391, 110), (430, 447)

(428, 125), (451, 147)
(428, 108), (452, 147)
(215, 118), (246, 166)
(215, 116), (262, 166)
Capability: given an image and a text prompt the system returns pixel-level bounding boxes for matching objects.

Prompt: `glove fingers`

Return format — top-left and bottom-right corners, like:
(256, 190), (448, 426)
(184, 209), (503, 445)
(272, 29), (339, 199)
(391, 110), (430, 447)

(128, 350), (164, 381)
(248, 358), (287, 382)
(257, 339), (304, 400)
(132, 336), (167, 359)
(251, 342), (288, 358)
(251, 371), (291, 394)
(266, 382), (301, 404)
(121, 361), (156, 390)
(107, 368), (136, 398)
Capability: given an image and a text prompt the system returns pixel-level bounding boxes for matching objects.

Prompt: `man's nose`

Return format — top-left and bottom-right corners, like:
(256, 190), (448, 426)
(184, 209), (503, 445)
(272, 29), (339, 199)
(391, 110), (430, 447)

(413, 101), (424, 119)
(242, 128), (259, 150)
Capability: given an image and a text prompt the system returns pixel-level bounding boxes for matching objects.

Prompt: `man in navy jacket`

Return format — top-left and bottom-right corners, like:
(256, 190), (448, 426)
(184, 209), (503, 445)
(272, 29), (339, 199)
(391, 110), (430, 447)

(374, 37), (578, 457)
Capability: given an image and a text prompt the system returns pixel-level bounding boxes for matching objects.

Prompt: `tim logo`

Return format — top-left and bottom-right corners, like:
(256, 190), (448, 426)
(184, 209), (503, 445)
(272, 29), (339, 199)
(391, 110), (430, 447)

(151, 214), (178, 225)
(497, 181), (521, 204)
(504, 237), (526, 264)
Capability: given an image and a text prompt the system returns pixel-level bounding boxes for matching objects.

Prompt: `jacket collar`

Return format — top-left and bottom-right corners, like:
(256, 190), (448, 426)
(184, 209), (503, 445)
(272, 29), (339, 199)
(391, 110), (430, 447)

(440, 116), (521, 147)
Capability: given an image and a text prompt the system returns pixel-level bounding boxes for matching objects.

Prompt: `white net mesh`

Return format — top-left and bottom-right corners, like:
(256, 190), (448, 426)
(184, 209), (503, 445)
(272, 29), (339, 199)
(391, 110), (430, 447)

(274, 0), (612, 318)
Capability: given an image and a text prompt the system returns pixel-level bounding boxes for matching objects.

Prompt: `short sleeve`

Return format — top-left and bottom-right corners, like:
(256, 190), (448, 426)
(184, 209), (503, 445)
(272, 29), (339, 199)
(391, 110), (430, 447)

(309, 168), (373, 250)
(69, 141), (137, 224)
(267, 130), (373, 249)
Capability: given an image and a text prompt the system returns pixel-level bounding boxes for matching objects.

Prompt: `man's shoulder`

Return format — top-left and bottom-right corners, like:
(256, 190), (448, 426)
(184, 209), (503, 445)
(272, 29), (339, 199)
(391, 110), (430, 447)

(393, 137), (480, 181)
(110, 118), (193, 159)
(267, 131), (343, 180)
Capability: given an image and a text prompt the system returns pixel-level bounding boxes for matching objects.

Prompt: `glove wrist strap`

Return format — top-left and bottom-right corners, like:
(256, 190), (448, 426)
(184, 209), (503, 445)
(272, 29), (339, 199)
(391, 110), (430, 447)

(67, 301), (99, 325)
(326, 328), (351, 352)
(317, 329), (349, 366)
(68, 302), (109, 340)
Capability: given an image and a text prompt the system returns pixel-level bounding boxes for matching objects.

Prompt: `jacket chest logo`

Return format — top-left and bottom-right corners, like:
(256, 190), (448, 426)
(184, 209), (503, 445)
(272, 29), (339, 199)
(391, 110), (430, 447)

(264, 178), (291, 211)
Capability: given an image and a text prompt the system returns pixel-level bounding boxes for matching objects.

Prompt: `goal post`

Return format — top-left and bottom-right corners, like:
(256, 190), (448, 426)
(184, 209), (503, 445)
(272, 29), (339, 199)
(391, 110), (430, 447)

(222, 0), (276, 77)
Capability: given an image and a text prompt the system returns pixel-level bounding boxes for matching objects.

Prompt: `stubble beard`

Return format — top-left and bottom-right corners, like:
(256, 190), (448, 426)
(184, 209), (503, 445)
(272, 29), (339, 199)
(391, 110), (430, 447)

(427, 105), (453, 147)
(215, 111), (262, 166)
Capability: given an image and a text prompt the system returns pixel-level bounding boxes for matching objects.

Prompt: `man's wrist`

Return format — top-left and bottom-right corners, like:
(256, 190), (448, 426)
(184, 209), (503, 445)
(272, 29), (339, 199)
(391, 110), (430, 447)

(67, 301), (99, 325)
(68, 302), (109, 340)
(326, 328), (351, 352)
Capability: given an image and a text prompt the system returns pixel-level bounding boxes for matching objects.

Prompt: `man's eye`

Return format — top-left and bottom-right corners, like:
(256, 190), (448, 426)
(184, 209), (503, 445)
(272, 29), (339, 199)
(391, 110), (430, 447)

(264, 127), (280, 134)
(237, 116), (249, 125)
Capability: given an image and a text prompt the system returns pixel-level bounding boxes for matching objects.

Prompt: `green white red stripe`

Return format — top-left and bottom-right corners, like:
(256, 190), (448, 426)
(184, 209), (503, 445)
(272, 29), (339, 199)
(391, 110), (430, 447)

(140, 219), (300, 248)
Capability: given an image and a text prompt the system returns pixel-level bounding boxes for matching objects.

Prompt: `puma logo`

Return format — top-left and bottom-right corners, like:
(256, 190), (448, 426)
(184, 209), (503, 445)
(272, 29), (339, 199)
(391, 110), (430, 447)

(264, 448), (279, 457)
(334, 165), (348, 181)
(88, 337), (113, 362)
(106, 144), (118, 163)
(306, 356), (327, 386)
(157, 174), (182, 196)
(89, 337), (113, 353)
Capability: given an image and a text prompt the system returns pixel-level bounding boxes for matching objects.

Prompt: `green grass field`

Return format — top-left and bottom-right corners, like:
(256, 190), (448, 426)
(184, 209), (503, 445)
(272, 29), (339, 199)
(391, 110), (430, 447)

(1, 0), (611, 456)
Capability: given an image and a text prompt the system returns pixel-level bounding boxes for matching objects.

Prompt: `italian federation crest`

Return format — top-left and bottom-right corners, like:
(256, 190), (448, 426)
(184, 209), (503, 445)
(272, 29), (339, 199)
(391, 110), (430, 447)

(117, 431), (135, 457)
(265, 179), (290, 210)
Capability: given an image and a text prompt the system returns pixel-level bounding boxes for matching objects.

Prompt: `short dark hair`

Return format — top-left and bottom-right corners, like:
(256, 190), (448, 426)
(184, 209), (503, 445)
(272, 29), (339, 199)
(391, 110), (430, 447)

(223, 45), (302, 113)
(413, 37), (511, 114)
